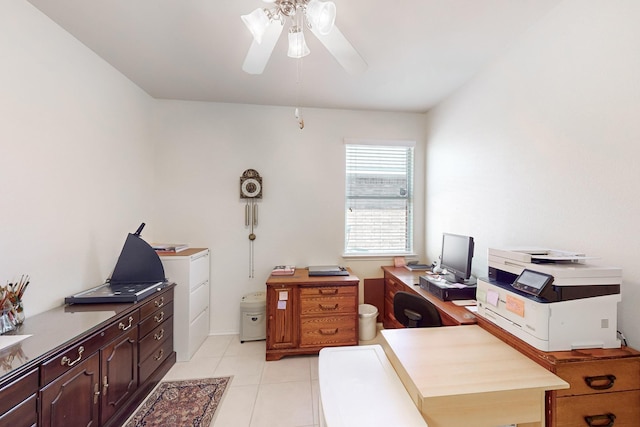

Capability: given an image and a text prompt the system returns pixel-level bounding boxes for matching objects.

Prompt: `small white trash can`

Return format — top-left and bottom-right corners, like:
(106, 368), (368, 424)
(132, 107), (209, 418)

(240, 291), (266, 343)
(358, 304), (379, 341)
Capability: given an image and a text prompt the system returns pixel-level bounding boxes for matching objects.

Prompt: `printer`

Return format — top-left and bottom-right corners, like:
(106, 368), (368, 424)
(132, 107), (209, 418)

(476, 247), (621, 352)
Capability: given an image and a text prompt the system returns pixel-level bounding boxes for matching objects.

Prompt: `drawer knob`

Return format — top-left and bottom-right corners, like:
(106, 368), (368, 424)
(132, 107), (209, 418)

(61, 346), (85, 367)
(154, 329), (165, 341)
(154, 311), (165, 323)
(584, 374), (616, 390)
(319, 304), (339, 311)
(155, 297), (165, 308)
(584, 413), (616, 427)
(319, 289), (338, 295)
(319, 328), (338, 335)
(118, 316), (134, 331)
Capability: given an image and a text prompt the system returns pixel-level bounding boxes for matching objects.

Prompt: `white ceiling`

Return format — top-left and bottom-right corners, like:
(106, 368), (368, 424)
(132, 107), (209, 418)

(26, 0), (562, 113)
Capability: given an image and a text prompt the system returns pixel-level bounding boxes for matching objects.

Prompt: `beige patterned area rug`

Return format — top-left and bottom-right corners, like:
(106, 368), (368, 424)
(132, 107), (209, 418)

(125, 377), (231, 427)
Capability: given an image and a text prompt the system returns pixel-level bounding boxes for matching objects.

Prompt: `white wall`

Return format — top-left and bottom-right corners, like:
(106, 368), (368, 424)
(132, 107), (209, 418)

(0, 1), (155, 316)
(425, 0), (640, 347)
(150, 101), (426, 334)
(1, 2), (426, 335)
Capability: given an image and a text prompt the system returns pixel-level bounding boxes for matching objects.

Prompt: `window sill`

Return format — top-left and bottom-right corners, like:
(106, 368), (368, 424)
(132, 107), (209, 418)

(342, 253), (417, 260)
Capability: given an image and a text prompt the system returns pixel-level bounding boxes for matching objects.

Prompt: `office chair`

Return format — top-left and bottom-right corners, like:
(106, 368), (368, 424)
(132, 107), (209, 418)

(393, 291), (442, 328)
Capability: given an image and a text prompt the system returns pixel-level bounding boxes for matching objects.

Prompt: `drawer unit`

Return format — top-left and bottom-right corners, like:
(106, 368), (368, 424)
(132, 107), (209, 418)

(0, 368), (38, 427)
(384, 275), (409, 329)
(159, 248), (210, 361)
(138, 287), (175, 385)
(266, 270), (359, 361)
(550, 358), (640, 426)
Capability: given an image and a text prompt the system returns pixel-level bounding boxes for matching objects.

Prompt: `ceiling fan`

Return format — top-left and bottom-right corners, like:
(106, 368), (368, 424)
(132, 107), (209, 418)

(241, 0), (367, 75)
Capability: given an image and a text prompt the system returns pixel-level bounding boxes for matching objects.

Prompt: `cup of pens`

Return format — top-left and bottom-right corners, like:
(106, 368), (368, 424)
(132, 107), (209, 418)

(1, 275), (30, 330)
(0, 304), (14, 334)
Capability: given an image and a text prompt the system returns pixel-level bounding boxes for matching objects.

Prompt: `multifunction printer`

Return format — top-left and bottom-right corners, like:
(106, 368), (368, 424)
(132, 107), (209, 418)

(476, 248), (621, 352)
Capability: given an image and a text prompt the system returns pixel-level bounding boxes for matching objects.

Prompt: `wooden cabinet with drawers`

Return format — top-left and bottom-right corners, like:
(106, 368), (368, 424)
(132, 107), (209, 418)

(138, 290), (174, 384)
(0, 284), (176, 427)
(266, 269), (359, 361)
(477, 314), (640, 426)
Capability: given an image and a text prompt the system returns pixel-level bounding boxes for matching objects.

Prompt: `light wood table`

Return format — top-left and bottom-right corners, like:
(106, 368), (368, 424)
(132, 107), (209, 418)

(381, 325), (569, 427)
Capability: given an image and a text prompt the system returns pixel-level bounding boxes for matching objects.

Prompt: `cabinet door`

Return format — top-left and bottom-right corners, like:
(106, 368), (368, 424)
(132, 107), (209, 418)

(40, 352), (100, 427)
(266, 286), (297, 349)
(101, 326), (138, 424)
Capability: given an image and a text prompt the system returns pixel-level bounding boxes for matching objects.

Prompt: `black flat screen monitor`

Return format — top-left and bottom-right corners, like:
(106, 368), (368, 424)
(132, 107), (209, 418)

(440, 233), (474, 283)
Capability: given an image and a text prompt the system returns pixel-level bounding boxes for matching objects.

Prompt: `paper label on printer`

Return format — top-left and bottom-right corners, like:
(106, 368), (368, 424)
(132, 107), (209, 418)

(506, 294), (525, 317)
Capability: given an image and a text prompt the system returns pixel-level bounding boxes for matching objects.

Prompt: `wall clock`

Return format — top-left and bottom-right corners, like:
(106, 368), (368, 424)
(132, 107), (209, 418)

(240, 169), (262, 278)
(240, 169), (262, 199)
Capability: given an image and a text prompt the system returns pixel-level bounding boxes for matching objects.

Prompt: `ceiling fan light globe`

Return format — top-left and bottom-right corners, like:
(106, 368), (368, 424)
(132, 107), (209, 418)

(241, 8), (271, 44)
(306, 0), (336, 35)
(287, 29), (310, 58)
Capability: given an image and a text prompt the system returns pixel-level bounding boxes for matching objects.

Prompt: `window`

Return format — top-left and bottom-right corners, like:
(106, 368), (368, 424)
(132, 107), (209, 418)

(344, 140), (415, 255)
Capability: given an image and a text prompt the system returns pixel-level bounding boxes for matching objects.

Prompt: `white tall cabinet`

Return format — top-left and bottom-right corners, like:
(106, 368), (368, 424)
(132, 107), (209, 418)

(159, 248), (210, 361)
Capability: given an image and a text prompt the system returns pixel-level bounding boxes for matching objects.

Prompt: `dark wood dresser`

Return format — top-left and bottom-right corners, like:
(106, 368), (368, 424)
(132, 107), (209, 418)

(0, 284), (175, 427)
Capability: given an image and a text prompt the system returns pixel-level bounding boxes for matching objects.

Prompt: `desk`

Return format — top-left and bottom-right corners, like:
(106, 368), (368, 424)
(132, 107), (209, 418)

(381, 326), (569, 427)
(382, 266), (476, 327)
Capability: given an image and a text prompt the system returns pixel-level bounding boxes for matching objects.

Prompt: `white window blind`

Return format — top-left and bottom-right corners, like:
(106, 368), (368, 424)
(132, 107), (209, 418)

(345, 141), (414, 255)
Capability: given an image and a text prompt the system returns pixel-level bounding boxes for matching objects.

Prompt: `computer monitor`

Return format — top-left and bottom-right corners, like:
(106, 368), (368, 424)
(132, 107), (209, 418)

(440, 233), (474, 284)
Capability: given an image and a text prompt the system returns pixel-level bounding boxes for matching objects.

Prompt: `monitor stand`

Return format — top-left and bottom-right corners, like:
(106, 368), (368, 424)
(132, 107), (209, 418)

(444, 274), (477, 287)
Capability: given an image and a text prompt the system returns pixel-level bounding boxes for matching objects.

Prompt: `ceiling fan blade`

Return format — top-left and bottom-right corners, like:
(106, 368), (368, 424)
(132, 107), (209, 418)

(310, 25), (367, 75)
(242, 21), (284, 75)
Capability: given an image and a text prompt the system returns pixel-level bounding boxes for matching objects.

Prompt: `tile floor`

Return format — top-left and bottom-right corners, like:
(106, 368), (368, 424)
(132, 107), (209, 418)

(160, 332), (385, 427)
(162, 335), (318, 427)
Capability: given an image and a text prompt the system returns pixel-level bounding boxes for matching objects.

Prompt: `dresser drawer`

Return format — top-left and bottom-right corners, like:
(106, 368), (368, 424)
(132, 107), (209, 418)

(300, 315), (357, 347)
(385, 277), (405, 294)
(139, 319), (174, 362)
(0, 368), (38, 418)
(140, 289), (174, 320)
(139, 301), (173, 338)
(0, 393), (37, 427)
(300, 295), (357, 316)
(139, 338), (173, 384)
(555, 358), (640, 397)
(554, 390), (640, 427)
(300, 286), (357, 298)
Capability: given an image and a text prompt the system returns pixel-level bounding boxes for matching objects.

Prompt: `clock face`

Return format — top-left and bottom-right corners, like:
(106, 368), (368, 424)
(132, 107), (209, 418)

(241, 177), (262, 198)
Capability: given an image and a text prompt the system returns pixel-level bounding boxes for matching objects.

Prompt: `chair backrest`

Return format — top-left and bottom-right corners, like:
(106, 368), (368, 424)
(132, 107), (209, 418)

(393, 291), (442, 328)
